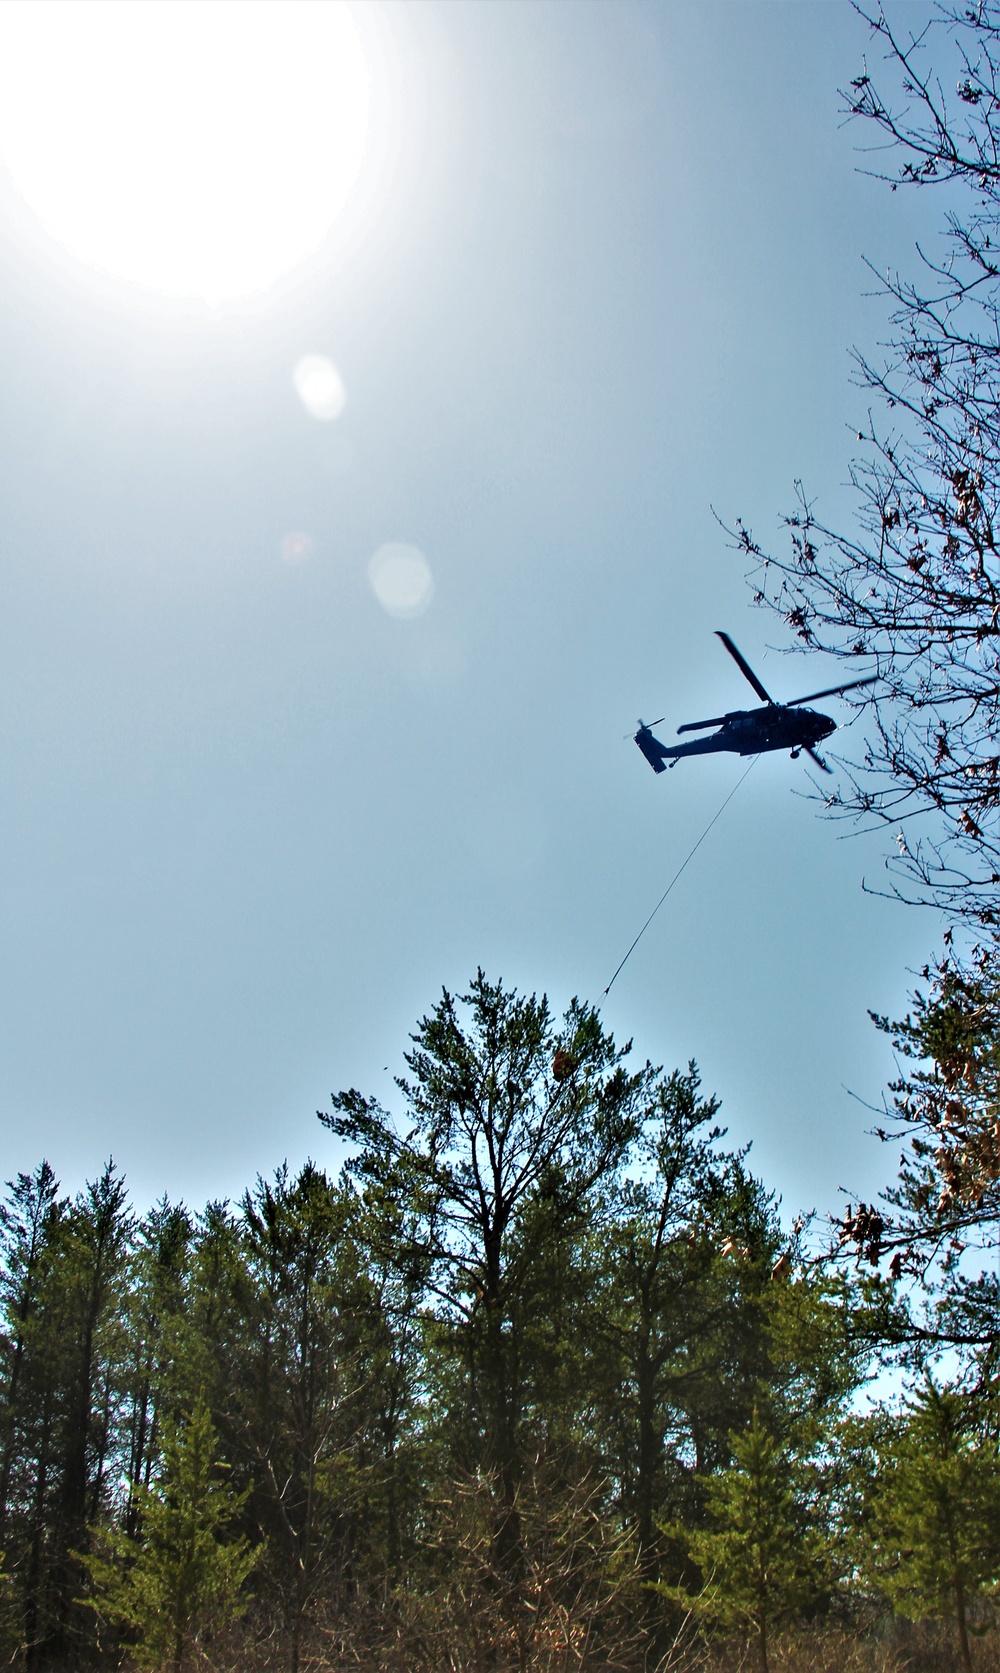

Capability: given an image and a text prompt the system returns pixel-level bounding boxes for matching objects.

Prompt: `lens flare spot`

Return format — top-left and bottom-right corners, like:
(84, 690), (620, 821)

(368, 543), (434, 619)
(293, 354), (346, 422)
(281, 531), (315, 563)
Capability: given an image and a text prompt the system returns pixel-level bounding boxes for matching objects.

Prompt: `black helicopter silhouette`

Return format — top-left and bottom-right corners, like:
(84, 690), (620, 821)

(634, 632), (877, 775)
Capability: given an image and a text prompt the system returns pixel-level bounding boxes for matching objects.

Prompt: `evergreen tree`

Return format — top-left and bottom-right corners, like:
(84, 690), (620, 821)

(0, 1164), (66, 1664)
(587, 1068), (757, 1581)
(322, 971), (656, 1584)
(825, 947), (1000, 1372)
(667, 1406), (829, 1673)
(120, 1201), (194, 1535)
(0, 1164), (63, 1548)
(861, 1380), (1000, 1673)
(53, 1163), (134, 1658)
(193, 1164), (374, 1673)
(0, 1161), (135, 1665)
(84, 1396), (256, 1673)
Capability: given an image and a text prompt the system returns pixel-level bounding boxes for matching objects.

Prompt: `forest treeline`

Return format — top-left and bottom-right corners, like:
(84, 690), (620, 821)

(1, 971), (998, 1673)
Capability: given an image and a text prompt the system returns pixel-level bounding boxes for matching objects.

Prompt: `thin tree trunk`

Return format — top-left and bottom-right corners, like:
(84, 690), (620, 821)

(0, 1324), (29, 1540)
(634, 1340), (658, 1571)
(954, 1569), (973, 1673)
(757, 1611), (769, 1673)
(23, 1403), (51, 1671)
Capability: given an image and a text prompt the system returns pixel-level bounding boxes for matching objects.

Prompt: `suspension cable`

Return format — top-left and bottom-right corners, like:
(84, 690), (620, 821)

(603, 755), (759, 996)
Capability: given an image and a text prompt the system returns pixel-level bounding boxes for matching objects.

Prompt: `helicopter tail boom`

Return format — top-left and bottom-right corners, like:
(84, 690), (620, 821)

(676, 714), (729, 734)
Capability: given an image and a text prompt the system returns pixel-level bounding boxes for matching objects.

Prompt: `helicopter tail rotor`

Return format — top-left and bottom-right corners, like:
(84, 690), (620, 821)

(634, 721), (670, 773)
(624, 716), (664, 740)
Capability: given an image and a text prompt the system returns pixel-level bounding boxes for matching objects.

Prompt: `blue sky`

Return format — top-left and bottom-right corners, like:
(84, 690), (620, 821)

(0, 1), (942, 1222)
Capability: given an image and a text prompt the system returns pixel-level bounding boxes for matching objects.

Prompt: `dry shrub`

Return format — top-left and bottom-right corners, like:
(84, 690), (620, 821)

(290, 1464), (643, 1673)
(664, 1620), (1000, 1673)
(154, 1611), (1000, 1673)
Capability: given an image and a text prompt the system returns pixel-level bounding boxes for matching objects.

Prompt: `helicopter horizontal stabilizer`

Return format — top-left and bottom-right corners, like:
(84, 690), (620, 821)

(634, 726), (669, 773)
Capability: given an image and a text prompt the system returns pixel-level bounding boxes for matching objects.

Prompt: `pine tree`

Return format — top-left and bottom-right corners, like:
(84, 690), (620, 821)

(54, 1162), (135, 1658)
(84, 1397), (256, 1673)
(668, 1406), (828, 1673)
(0, 1163), (63, 1545)
(121, 1201), (194, 1535)
(862, 1380), (1000, 1673)
(322, 971), (655, 1585)
(587, 1068), (752, 1579)
(192, 1164), (376, 1673)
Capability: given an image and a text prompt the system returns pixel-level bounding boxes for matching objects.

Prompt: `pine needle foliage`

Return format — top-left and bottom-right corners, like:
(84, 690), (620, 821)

(860, 1380), (1000, 1673)
(83, 1397), (257, 1673)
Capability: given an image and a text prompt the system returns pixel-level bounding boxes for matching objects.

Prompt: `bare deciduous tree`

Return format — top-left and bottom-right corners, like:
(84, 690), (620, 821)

(735, 3), (1000, 924)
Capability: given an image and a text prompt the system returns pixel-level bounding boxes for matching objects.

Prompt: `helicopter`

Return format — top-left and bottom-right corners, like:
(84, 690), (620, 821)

(634, 632), (877, 775)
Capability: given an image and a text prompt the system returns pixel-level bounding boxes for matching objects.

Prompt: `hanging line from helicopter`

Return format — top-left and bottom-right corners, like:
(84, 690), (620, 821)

(603, 755), (759, 997)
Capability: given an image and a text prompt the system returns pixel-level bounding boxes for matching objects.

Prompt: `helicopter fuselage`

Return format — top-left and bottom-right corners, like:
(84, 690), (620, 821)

(636, 705), (836, 772)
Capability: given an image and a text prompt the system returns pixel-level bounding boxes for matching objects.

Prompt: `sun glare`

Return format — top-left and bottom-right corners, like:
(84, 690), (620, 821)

(0, 1), (372, 303)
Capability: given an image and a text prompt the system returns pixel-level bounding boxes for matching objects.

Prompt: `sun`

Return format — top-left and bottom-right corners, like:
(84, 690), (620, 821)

(0, 1), (372, 303)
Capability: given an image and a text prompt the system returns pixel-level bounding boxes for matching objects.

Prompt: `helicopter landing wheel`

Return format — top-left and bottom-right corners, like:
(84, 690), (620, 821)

(790, 748), (800, 759)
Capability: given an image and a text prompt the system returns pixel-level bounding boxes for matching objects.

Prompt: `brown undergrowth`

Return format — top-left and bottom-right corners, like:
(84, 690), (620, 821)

(151, 1616), (1000, 1673)
(664, 1623), (1000, 1673)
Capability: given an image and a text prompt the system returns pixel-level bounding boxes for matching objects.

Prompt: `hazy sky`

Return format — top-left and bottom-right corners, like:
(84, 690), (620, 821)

(0, 1), (943, 1223)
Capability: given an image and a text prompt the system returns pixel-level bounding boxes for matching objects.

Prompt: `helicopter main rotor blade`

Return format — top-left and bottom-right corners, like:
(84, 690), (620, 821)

(715, 632), (773, 704)
(804, 746), (833, 774)
(786, 675), (880, 706)
(676, 715), (728, 734)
